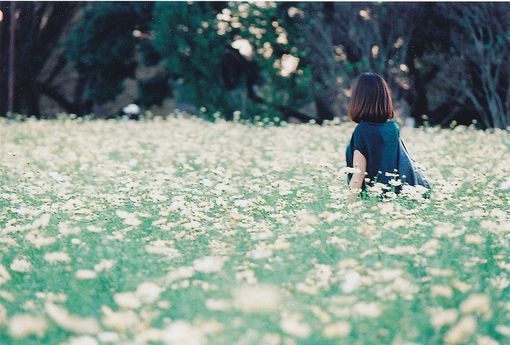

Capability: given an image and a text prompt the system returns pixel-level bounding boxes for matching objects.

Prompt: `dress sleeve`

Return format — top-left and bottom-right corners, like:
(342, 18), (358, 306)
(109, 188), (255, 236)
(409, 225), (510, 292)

(352, 126), (368, 158)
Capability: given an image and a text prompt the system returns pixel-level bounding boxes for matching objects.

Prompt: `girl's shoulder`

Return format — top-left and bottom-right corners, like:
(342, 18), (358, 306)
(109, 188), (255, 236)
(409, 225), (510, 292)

(359, 119), (398, 126)
(358, 119), (399, 131)
(355, 120), (399, 141)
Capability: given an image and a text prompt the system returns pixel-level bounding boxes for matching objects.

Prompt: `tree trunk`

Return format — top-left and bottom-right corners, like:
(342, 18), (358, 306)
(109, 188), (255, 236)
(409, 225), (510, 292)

(0, 2), (81, 117)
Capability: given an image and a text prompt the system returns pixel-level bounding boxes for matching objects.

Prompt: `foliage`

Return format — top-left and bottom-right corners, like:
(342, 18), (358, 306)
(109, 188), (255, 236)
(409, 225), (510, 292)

(151, 2), (314, 122)
(65, 2), (154, 105)
(2, 2), (509, 127)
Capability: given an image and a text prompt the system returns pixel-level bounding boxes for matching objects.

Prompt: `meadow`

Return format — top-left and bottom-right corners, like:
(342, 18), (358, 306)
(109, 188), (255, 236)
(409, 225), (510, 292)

(0, 114), (509, 345)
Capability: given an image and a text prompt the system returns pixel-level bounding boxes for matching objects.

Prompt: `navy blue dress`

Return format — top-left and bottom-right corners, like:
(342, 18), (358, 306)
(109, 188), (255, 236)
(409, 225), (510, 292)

(345, 119), (399, 190)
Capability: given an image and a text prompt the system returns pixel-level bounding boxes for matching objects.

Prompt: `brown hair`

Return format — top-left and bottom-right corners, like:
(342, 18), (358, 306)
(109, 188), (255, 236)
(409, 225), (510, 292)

(347, 72), (394, 123)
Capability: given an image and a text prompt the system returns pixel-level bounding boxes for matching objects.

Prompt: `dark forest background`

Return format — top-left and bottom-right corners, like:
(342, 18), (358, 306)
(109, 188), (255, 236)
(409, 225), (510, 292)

(0, 1), (509, 128)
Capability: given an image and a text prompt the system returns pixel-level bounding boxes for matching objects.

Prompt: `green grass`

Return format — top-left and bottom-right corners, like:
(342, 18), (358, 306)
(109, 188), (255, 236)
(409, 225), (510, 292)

(0, 115), (509, 344)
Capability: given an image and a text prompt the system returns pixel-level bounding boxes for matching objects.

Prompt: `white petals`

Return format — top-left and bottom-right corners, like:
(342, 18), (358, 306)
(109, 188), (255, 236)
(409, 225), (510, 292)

(8, 314), (48, 339)
(0, 304), (7, 325)
(193, 256), (225, 273)
(323, 321), (351, 338)
(460, 294), (491, 318)
(352, 302), (382, 318)
(162, 320), (205, 345)
(444, 316), (477, 344)
(114, 292), (141, 309)
(430, 308), (458, 329)
(101, 306), (139, 331)
(68, 336), (99, 345)
(11, 258), (32, 273)
(0, 265), (12, 284)
(280, 312), (311, 338)
(75, 270), (97, 280)
(341, 270), (361, 293)
(136, 282), (163, 304)
(94, 260), (115, 272)
(233, 285), (281, 313)
(44, 252), (71, 263)
(45, 302), (100, 334)
(31, 213), (51, 229)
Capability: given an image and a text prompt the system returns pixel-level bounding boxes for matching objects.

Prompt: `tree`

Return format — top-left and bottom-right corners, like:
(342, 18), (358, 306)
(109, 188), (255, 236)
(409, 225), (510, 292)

(291, 2), (421, 121)
(0, 2), (81, 117)
(65, 2), (159, 116)
(439, 2), (510, 129)
(2, 2), (508, 128)
(151, 2), (315, 122)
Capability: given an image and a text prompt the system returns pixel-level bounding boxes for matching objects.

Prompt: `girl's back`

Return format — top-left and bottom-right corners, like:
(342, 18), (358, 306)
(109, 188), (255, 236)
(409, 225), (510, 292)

(346, 119), (399, 188)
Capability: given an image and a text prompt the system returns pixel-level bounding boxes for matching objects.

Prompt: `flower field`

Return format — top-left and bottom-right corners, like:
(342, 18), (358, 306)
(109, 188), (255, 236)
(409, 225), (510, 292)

(0, 115), (509, 345)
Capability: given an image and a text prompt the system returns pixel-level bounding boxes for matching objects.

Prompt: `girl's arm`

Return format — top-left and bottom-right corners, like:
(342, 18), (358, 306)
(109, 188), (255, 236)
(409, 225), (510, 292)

(348, 149), (367, 199)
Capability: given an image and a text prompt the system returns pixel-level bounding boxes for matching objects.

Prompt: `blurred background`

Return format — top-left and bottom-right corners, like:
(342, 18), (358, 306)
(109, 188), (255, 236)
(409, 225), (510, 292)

(0, 1), (509, 128)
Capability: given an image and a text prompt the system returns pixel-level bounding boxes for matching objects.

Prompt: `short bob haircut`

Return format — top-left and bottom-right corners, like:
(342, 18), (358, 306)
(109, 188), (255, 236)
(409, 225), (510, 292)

(347, 72), (394, 123)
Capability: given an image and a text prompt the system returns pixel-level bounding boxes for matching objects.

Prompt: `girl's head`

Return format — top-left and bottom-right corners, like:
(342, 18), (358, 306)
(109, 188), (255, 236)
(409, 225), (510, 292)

(347, 72), (394, 123)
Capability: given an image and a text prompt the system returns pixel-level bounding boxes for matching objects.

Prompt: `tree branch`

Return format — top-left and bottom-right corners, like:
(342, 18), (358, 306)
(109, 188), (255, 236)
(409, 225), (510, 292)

(37, 82), (75, 113)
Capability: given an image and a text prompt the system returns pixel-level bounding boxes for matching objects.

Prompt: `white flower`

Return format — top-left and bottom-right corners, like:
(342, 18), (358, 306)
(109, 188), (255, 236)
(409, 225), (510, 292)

(280, 312), (310, 338)
(0, 304), (6, 325)
(26, 234), (56, 248)
(8, 314), (48, 339)
(465, 234), (484, 245)
(247, 245), (273, 259)
(44, 252), (71, 263)
(388, 179), (402, 186)
(86, 225), (103, 233)
(279, 54), (299, 77)
(430, 308), (458, 329)
(10, 258), (32, 273)
(234, 199), (251, 208)
(430, 285), (453, 298)
(97, 332), (120, 343)
(101, 306), (139, 331)
(231, 38), (253, 58)
(114, 292), (141, 309)
(193, 256), (225, 273)
(496, 325), (510, 336)
(341, 270), (361, 293)
(460, 294), (491, 318)
(499, 177), (510, 190)
(58, 222), (81, 236)
(233, 285), (281, 313)
(94, 259), (115, 272)
(434, 223), (455, 237)
(205, 299), (231, 311)
(444, 316), (477, 344)
(340, 166), (360, 175)
(476, 335), (499, 345)
(69, 336), (99, 345)
(136, 282), (163, 304)
(45, 302), (100, 334)
(0, 265), (11, 285)
(75, 270), (97, 280)
(162, 320), (205, 345)
(115, 210), (141, 226)
(352, 302), (382, 318)
(31, 213), (51, 229)
(165, 266), (195, 282)
(323, 321), (352, 338)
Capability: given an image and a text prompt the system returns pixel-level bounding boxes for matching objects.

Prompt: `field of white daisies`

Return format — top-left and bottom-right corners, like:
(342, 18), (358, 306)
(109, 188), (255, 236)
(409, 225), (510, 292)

(0, 114), (509, 345)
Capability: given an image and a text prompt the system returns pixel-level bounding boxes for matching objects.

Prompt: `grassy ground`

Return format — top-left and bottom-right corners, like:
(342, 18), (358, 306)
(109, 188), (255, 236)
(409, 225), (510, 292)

(0, 115), (509, 345)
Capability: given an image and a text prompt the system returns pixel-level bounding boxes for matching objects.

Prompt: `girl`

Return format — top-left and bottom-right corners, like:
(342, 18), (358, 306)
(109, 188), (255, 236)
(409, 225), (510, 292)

(345, 72), (400, 198)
